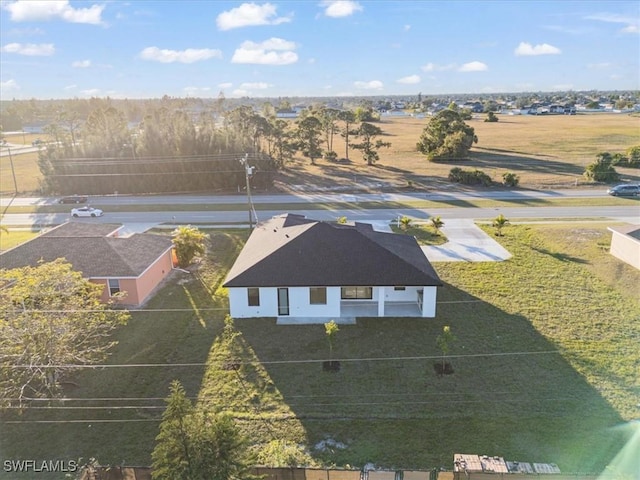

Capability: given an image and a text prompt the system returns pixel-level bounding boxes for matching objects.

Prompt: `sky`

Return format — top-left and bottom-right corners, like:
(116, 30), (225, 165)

(0, 0), (639, 100)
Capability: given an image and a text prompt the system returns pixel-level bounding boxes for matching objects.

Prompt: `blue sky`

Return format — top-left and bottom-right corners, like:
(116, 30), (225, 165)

(1, 0), (639, 99)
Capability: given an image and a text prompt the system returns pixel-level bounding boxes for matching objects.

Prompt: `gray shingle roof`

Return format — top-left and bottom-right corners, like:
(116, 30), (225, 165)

(0, 223), (173, 278)
(223, 214), (441, 288)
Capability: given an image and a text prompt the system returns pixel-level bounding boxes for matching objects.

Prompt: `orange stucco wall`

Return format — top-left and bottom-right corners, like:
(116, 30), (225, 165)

(91, 249), (174, 306)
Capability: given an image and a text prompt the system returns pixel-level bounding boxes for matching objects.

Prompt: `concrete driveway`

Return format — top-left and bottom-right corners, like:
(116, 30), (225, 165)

(421, 219), (511, 262)
(367, 219), (511, 262)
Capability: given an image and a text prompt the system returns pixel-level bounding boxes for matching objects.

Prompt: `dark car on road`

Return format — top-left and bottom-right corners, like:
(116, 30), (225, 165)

(58, 195), (88, 204)
(607, 184), (640, 197)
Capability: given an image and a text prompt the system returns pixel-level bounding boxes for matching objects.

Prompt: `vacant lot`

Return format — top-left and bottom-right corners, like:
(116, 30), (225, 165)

(2, 224), (637, 475)
(1, 114), (639, 195)
(277, 113), (640, 192)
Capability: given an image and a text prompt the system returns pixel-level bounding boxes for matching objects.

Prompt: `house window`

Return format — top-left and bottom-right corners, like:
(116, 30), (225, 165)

(309, 287), (327, 305)
(341, 287), (372, 299)
(394, 286), (406, 291)
(247, 288), (260, 307)
(108, 279), (120, 296)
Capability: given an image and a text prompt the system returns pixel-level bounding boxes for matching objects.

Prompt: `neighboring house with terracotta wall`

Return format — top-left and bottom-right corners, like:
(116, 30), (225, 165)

(0, 222), (176, 306)
(608, 224), (640, 270)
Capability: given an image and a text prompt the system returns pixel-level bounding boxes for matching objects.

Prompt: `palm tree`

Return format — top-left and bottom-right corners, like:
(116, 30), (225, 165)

(171, 225), (208, 267)
(399, 216), (412, 230)
(430, 216), (444, 234)
(493, 214), (510, 236)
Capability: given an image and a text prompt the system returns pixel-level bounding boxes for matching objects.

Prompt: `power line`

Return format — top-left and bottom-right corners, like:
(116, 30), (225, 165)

(4, 350), (561, 369)
(0, 300), (484, 315)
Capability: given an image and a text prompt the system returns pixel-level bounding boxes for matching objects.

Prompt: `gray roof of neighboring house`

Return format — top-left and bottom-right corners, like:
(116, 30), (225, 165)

(223, 213), (442, 288)
(608, 224), (640, 241)
(40, 222), (123, 238)
(0, 222), (173, 278)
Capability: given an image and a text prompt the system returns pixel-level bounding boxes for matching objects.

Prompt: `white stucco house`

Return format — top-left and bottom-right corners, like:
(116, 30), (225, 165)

(608, 224), (640, 270)
(223, 213), (442, 322)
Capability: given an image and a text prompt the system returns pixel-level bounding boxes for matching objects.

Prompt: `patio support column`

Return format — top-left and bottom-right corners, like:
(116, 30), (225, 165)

(377, 287), (385, 316)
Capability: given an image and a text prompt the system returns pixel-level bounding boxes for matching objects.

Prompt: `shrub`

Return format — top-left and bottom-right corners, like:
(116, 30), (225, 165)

(448, 167), (492, 186)
(502, 172), (520, 187)
(484, 112), (499, 122)
(583, 153), (620, 182)
(611, 146), (640, 168)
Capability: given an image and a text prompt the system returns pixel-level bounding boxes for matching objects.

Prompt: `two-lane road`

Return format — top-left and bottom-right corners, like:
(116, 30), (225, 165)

(2, 205), (639, 227)
(0, 188), (620, 208)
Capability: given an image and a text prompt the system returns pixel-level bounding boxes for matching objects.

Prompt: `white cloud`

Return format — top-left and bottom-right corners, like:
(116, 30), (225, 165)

(218, 82), (233, 89)
(587, 62), (611, 69)
(1, 42), (54, 56)
(320, 1), (363, 18)
(239, 82), (270, 89)
(584, 12), (639, 33)
(216, 2), (292, 30)
(72, 59), (91, 68)
(421, 62), (455, 72)
(621, 24), (639, 34)
(231, 38), (298, 65)
(1, 79), (20, 91)
(458, 61), (488, 72)
(354, 80), (383, 90)
(139, 47), (222, 64)
(404, 24), (411, 31)
(80, 88), (101, 96)
(64, 84), (76, 90)
(3, 0), (104, 25)
(231, 89), (251, 97)
(514, 42), (561, 56)
(184, 86), (211, 95)
(397, 74), (420, 84)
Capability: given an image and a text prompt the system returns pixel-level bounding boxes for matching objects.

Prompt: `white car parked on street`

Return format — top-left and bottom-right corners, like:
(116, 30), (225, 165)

(71, 206), (103, 217)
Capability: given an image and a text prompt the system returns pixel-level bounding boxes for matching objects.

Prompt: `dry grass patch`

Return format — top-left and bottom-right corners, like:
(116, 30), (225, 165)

(277, 114), (640, 191)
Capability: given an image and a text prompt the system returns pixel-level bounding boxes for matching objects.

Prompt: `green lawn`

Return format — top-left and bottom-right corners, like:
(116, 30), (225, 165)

(1, 224), (637, 475)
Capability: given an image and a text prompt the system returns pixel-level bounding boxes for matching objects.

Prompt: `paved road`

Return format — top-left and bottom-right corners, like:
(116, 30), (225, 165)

(0, 188), (618, 207)
(2, 205), (639, 227)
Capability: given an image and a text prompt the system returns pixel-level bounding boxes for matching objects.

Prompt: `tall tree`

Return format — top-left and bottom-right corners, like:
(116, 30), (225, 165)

(338, 110), (357, 161)
(349, 122), (391, 165)
(318, 107), (340, 160)
(295, 116), (323, 165)
(416, 109), (477, 161)
(0, 259), (129, 406)
(265, 118), (296, 168)
(152, 380), (254, 480)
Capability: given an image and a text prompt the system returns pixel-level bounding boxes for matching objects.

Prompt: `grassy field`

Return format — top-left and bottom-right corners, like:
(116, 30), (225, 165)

(277, 113), (640, 192)
(2, 224), (637, 474)
(1, 114), (639, 195)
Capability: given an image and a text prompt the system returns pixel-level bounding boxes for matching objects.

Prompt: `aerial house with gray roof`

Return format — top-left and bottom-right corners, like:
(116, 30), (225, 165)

(223, 213), (442, 322)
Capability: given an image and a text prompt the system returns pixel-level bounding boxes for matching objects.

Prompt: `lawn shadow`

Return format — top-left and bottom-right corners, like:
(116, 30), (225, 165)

(233, 282), (625, 470)
(531, 245), (590, 264)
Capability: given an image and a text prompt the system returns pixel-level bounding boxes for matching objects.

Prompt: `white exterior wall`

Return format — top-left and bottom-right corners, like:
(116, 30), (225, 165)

(228, 286), (340, 318)
(609, 232), (640, 270)
(286, 287), (341, 317)
(383, 286), (422, 302)
(229, 285), (438, 318)
(228, 287), (278, 318)
(422, 286), (438, 317)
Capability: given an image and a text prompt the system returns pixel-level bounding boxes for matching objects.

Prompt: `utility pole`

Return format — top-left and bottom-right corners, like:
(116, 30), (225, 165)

(239, 153), (256, 229)
(4, 146), (18, 194)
